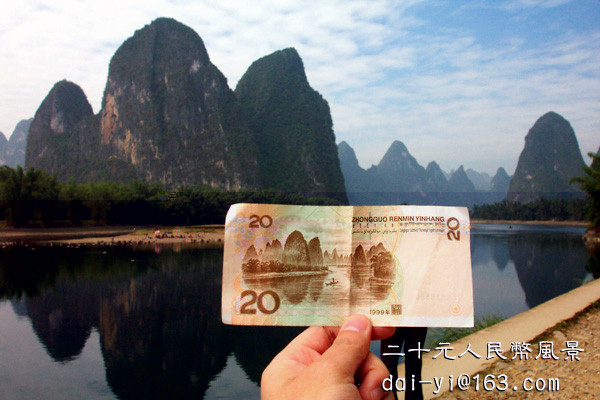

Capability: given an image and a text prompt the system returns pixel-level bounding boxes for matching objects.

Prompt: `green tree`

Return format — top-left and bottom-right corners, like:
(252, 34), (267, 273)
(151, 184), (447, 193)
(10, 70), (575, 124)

(571, 152), (600, 228)
(0, 166), (60, 226)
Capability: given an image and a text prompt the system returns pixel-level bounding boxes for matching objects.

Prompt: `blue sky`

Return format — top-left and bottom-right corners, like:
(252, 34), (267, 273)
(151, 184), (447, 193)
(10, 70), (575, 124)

(1, 0), (598, 175)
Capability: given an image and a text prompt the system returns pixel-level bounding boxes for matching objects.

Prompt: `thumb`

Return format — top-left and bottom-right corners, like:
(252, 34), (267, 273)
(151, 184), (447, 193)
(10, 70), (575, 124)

(316, 314), (372, 380)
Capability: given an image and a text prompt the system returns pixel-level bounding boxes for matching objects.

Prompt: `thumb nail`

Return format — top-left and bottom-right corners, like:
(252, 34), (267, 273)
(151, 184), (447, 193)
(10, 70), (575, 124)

(340, 314), (369, 333)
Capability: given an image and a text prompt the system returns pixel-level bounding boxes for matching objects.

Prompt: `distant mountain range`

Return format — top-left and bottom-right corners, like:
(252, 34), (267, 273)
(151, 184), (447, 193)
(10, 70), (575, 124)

(4, 17), (595, 207)
(339, 110), (588, 206)
(338, 140), (511, 206)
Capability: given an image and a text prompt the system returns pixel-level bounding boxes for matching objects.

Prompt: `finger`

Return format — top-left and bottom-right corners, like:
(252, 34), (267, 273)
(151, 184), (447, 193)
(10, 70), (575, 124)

(272, 321), (393, 367)
(270, 325), (340, 369)
(371, 326), (396, 341)
(357, 352), (396, 400)
(311, 314), (372, 380)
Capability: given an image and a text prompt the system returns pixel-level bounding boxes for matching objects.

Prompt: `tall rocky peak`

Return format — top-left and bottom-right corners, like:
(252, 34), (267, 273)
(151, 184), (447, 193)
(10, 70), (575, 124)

(101, 17), (258, 189)
(448, 165), (475, 192)
(507, 111), (584, 202)
(491, 167), (511, 194)
(25, 80), (94, 175)
(235, 48), (347, 203)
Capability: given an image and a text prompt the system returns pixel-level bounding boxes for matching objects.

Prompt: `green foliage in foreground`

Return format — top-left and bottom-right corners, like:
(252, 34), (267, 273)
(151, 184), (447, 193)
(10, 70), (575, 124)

(426, 314), (506, 348)
(0, 166), (341, 227)
(570, 152), (600, 228)
(470, 197), (587, 221)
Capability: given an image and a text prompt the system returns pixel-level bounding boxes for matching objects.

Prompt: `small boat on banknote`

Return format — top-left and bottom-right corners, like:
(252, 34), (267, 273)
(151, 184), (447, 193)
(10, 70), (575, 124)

(325, 278), (339, 286)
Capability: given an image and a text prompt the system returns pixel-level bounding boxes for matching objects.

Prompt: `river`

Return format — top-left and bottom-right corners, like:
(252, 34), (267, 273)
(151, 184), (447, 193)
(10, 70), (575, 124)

(0, 224), (596, 399)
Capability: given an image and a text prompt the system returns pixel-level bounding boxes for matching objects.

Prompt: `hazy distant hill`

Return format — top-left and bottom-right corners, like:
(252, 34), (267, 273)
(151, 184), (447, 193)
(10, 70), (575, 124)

(0, 132), (6, 164)
(338, 141), (369, 193)
(448, 165), (475, 192)
(338, 141), (506, 206)
(425, 161), (449, 192)
(0, 119), (32, 167)
(375, 140), (433, 193)
(507, 111), (584, 202)
(490, 167), (511, 194)
(466, 168), (492, 191)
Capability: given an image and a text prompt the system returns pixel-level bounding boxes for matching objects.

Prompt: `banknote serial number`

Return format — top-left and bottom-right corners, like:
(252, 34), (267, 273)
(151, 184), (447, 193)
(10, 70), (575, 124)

(240, 290), (280, 314)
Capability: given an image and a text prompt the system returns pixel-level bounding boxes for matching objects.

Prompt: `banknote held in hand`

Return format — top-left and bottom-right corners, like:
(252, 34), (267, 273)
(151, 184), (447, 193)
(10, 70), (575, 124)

(222, 204), (473, 327)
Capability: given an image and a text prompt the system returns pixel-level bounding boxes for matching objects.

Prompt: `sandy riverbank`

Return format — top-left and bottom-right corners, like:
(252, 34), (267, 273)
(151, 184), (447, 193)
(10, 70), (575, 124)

(0, 225), (225, 246)
(0, 219), (590, 247)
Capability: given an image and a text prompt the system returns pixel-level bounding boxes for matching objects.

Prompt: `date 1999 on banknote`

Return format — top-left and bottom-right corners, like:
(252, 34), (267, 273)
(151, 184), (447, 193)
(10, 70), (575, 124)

(221, 204), (474, 327)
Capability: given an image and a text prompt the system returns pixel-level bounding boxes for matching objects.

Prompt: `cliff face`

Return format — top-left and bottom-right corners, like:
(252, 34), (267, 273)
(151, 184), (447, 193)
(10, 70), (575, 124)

(24, 19), (349, 201)
(235, 48), (347, 203)
(507, 112), (585, 202)
(100, 17), (259, 189)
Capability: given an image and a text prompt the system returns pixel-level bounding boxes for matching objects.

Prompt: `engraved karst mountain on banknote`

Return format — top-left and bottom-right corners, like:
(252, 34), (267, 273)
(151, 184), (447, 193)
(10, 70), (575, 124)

(240, 229), (395, 307)
(222, 204), (473, 327)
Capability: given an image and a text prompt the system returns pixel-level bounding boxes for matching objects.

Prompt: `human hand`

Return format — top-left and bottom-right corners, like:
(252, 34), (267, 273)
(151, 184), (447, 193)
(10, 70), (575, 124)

(261, 315), (396, 400)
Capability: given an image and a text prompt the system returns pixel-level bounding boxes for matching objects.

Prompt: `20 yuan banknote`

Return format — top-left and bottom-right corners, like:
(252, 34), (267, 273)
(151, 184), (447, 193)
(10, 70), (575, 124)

(222, 204), (473, 327)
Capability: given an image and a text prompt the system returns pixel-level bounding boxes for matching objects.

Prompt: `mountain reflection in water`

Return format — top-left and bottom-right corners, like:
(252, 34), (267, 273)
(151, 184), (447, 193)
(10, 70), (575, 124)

(0, 246), (301, 400)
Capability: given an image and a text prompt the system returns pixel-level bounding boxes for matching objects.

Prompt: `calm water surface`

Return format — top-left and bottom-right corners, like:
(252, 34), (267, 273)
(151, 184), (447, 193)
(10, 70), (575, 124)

(0, 224), (597, 399)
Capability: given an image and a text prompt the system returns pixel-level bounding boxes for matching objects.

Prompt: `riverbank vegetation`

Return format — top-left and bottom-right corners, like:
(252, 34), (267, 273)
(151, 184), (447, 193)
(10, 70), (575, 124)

(0, 166), (340, 227)
(570, 152), (600, 229)
(470, 197), (587, 222)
